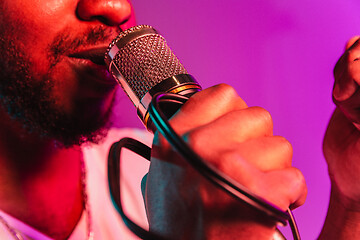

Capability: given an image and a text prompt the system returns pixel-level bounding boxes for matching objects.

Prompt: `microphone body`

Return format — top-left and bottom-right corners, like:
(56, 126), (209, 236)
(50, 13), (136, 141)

(105, 25), (201, 132)
(105, 25), (296, 236)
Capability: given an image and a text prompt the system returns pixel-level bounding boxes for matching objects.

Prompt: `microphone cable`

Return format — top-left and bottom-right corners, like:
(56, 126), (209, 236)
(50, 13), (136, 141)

(108, 92), (301, 240)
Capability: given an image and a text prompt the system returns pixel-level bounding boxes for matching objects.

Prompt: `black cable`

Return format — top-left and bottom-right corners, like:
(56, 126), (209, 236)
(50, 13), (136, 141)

(108, 92), (301, 240)
(108, 138), (166, 240)
(148, 93), (291, 225)
(288, 209), (301, 240)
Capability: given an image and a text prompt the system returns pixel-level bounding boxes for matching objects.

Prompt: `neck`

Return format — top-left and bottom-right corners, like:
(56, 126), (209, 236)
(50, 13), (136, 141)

(0, 111), (84, 239)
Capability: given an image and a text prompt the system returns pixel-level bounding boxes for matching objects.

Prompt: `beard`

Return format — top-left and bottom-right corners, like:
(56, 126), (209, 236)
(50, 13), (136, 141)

(0, 26), (119, 147)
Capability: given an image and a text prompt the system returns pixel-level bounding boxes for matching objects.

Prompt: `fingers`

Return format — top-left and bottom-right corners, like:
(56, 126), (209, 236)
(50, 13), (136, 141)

(152, 83), (304, 212)
(332, 36), (360, 126)
(184, 106), (274, 149)
(232, 136), (293, 171)
(333, 37), (360, 102)
(170, 83), (248, 134)
(259, 167), (307, 210)
(196, 145), (304, 211)
(153, 83), (248, 157)
(186, 130), (292, 172)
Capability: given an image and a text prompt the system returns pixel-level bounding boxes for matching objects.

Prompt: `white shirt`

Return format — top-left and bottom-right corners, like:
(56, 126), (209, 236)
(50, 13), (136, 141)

(0, 128), (153, 240)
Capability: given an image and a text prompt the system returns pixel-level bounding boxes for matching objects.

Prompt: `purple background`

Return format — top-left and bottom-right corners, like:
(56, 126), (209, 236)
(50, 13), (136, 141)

(112, 1), (360, 239)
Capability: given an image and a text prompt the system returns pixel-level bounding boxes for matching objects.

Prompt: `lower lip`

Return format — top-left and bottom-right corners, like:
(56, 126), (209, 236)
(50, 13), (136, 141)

(68, 57), (118, 86)
(66, 57), (120, 99)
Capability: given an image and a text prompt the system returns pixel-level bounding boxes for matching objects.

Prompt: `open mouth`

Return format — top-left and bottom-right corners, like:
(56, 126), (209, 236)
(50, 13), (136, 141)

(66, 46), (119, 86)
(68, 47), (108, 66)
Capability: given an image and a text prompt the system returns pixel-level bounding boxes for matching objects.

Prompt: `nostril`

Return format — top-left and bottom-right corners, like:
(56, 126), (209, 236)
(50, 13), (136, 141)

(76, 0), (132, 26)
(91, 15), (113, 26)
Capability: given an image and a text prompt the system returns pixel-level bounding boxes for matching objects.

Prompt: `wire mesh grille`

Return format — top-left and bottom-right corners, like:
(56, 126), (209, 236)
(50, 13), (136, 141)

(111, 30), (187, 100)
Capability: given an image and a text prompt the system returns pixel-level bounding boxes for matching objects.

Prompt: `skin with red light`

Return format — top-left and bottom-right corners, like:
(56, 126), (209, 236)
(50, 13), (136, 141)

(147, 84), (307, 239)
(0, 0), (135, 238)
(319, 36), (360, 239)
(3, 0), (353, 239)
(0, 0), (134, 132)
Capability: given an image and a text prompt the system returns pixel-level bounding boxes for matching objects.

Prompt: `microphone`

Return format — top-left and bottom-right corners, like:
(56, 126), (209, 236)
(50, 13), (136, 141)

(104, 25), (201, 132)
(105, 25), (299, 239)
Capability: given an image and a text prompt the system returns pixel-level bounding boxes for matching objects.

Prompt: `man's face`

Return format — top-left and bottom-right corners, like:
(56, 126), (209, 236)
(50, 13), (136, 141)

(0, 0), (136, 146)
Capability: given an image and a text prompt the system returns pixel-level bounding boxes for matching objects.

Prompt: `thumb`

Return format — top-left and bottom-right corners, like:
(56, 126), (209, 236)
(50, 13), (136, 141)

(333, 37), (360, 102)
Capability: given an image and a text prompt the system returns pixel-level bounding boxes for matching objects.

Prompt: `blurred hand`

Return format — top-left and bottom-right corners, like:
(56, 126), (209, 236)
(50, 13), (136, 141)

(319, 36), (360, 239)
(324, 36), (360, 209)
(145, 84), (307, 239)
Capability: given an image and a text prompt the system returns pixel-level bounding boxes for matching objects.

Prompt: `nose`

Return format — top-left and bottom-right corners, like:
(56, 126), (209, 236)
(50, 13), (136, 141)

(76, 0), (132, 26)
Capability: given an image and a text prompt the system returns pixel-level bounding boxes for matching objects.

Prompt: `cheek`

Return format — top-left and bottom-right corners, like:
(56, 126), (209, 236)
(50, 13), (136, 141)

(1, 0), (75, 65)
(3, 0), (74, 33)
(46, 59), (81, 112)
(0, 0), (76, 77)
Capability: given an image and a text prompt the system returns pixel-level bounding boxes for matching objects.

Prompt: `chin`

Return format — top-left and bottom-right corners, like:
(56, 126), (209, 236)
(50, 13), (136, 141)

(28, 89), (117, 148)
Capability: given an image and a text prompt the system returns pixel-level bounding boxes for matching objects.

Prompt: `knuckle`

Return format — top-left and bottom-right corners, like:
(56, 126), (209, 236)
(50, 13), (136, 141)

(251, 106), (273, 129)
(182, 92), (200, 109)
(346, 36), (360, 50)
(215, 152), (245, 179)
(283, 168), (307, 207)
(347, 49), (360, 62)
(182, 84), (238, 110)
(256, 106), (272, 121)
(293, 168), (307, 203)
(214, 83), (238, 97)
(213, 83), (239, 104)
(291, 168), (306, 189)
(277, 136), (293, 156)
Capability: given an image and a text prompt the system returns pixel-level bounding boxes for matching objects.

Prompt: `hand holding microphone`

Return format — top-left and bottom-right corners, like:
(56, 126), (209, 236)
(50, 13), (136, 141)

(106, 25), (307, 239)
(147, 84), (306, 239)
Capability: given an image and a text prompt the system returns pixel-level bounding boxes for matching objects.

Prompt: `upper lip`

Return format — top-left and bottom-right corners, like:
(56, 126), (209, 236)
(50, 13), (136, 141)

(68, 46), (109, 66)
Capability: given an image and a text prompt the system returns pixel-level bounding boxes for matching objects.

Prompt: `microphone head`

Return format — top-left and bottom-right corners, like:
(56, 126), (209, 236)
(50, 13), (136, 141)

(105, 25), (200, 130)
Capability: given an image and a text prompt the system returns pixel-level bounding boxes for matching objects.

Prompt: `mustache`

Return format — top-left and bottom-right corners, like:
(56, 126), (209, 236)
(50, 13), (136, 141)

(47, 25), (120, 66)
